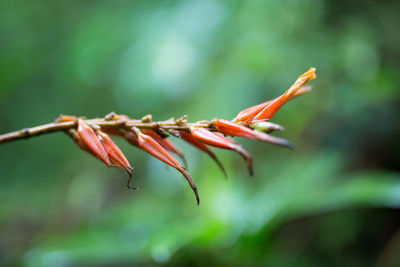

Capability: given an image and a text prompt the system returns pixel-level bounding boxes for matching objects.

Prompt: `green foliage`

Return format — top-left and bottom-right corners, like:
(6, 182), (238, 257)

(0, 0), (399, 266)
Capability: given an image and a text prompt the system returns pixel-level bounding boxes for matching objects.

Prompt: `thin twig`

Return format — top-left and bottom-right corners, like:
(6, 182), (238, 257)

(0, 117), (213, 144)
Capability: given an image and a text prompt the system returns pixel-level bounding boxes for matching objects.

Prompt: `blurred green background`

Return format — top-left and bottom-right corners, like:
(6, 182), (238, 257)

(1, 0), (400, 266)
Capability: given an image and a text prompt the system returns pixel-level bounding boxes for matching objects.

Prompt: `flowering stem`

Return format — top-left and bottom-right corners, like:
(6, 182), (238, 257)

(0, 116), (213, 144)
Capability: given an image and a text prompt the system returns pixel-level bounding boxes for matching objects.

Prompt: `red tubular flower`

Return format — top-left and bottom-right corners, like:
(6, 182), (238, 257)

(213, 119), (294, 149)
(77, 119), (111, 166)
(179, 131), (227, 177)
(67, 128), (96, 156)
(190, 127), (253, 176)
(141, 129), (187, 168)
(233, 85), (312, 124)
(251, 68), (316, 123)
(100, 139), (125, 168)
(135, 129), (199, 205)
(97, 131), (132, 171)
(233, 101), (272, 124)
(98, 134), (135, 188)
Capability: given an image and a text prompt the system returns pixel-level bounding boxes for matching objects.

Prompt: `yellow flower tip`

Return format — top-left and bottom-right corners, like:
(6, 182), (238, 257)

(284, 67), (317, 99)
(300, 67), (317, 81)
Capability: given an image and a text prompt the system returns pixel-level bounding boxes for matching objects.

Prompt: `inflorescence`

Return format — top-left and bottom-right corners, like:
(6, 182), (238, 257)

(0, 68), (317, 205)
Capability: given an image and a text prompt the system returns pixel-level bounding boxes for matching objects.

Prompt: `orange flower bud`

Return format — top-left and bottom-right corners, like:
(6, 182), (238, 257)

(233, 101), (273, 124)
(67, 127), (136, 187)
(67, 128), (95, 156)
(97, 131), (132, 171)
(179, 131), (227, 177)
(190, 127), (253, 175)
(135, 129), (199, 205)
(252, 68), (316, 123)
(141, 129), (187, 168)
(100, 140), (124, 168)
(233, 85), (312, 124)
(77, 119), (111, 166)
(98, 133), (134, 188)
(213, 119), (294, 149)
